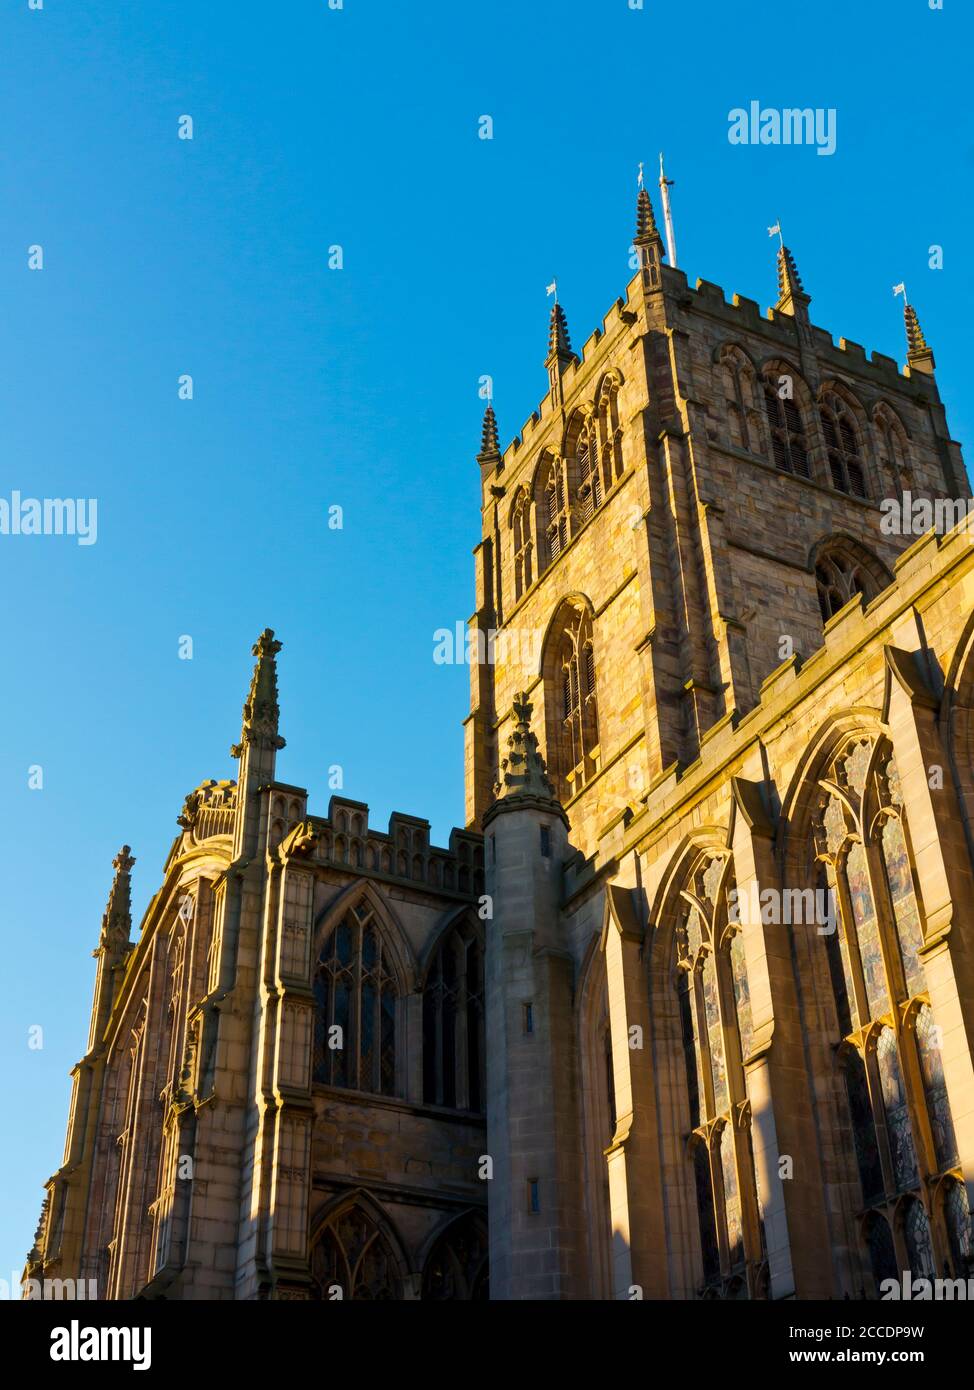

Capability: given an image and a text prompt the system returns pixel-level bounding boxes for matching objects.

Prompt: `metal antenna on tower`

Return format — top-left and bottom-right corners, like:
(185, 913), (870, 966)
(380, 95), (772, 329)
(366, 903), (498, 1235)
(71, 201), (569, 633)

(659, 153), (678, 269)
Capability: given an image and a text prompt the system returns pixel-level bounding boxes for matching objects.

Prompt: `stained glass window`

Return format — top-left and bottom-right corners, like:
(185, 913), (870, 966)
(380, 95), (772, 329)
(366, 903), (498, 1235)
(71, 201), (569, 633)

(865, 1213), (898, 1293)
(314, 902), (398, 1095)
(693, 1142), (720, 1286)
(915, 1005), (958, 1170)
(422, 1213), (489, 1300)
(702, 951), (728, 1114)
(842, 1049), (884, 1206)
(841, 740), (872, 796)
(730, 931), (753, 1060)
(422, 922), (484, 1111)
(903, 1198), (936, 1281)
(882, 816), (926, 998)
(877, 1028), (920, 1192)
(945, 1181), (972, 1274)
(846, 843), (889, 1019)
(822, 860), (857, 1035)
(816, 737), (962, 1287)
(679, 971), (704, 1130)
(675, 859), (758, 1295)
(720, 1124), (744, 1268)
(311, 1205), (401, 1300)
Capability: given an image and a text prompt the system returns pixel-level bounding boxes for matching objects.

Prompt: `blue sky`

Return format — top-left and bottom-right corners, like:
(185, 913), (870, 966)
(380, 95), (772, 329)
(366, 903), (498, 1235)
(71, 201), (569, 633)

(1, 0), (970, 1286)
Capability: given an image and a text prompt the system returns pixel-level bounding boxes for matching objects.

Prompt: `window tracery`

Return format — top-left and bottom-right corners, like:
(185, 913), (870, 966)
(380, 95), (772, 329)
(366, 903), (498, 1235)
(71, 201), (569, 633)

(674, 851), (766, 1298)
(313, 900), (397, 1095)
(813, 736), (963, 1289)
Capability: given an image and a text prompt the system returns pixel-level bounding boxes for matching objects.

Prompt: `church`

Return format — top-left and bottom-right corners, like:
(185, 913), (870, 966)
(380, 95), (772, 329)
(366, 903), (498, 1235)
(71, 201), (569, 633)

(24, 179), (974, 1300)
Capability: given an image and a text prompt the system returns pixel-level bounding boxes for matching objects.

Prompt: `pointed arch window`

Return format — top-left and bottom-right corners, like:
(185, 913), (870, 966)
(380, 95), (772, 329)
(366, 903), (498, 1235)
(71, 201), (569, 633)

(813, 737), (962, 1291)
(821, 392), (867, 497)
(720, 347), (759, 453)
(574, 418), (603, 525)
(421, 1213), (489, 1300)
(675, 853), (765, 1298)
(875, 408), (912, 500)
(539, 456), (569, 567)
(762, 375), (810, 477)
(543, 604), (599, 797)
(422, 921), (485, 1112)
(310, 1204), (402, 1300)
(596, 376), (624, 490)
(511, 489), (533, 601)
(815, 546), (884, 623)
(944, 1180), (972, 1275)
(313, 900), (398, 1095)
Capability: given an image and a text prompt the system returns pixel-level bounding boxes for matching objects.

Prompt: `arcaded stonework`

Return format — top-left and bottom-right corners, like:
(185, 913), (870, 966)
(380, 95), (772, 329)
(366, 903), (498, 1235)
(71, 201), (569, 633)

(25, 185), (974, 1300)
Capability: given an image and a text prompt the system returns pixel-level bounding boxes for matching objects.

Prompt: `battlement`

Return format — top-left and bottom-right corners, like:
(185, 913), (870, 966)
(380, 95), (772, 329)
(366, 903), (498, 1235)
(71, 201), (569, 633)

(305, 794), (484, 897)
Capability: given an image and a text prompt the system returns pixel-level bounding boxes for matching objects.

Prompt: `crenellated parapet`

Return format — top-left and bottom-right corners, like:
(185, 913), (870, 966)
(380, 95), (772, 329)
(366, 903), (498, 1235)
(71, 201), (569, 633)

(302, 795), (484, 897)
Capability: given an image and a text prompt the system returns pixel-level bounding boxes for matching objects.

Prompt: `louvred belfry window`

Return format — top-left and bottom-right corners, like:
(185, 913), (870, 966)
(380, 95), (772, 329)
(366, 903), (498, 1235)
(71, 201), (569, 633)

(541, 458), (569, 565)
(313, 901), (397, 1095)
(820, 393), (867, 497)
(813, 736), (964, 1293)
(511, 489), (533, 601)
(763, 379), (810, 477)
(549, 605), (599, 795)
(575, 423), (603, 524)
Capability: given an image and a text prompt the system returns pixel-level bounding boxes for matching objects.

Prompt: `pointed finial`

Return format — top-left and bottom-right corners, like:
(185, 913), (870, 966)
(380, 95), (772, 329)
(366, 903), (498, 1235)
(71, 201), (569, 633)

(775, 243), (810, 317)
(234, 629), (285, 755)
(903, 301), (935, 372)
(634, 186), (662, 249)
(487, 691), (566, 822)
(99, 845), (135, 949)
(546, 299), (575, 372)
(477, 401), (501, 466)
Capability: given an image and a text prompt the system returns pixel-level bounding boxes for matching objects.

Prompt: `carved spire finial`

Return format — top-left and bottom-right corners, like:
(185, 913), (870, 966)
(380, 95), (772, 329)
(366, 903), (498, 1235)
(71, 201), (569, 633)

(99, 845), (135, 949)
(490, 691), (564, 815)
(775, 243), (810, 315)
(904, 302), (935, 372)
(546, 300), (574, 371)
(634, 185), (663, 250)
(477, 401), (501, 466)
(233, 629), (285, 756)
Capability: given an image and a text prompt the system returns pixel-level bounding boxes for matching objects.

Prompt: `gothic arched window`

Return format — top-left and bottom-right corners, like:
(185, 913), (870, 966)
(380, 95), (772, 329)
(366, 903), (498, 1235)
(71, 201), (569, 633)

(814, 544), (887, 623)
(595, 375), (624, 490)
(311, 1203), (402, 1300)
(944, 1179), (972, 1275)
(762, 375), (810, 477)
(573, 417), (603, 525)
(313, 900), (398, 1095)
(421, 1213), (489, 1300)
(539, 455), (569, 568)
(422, 920), (485, 1112)
(511, 488), (533, 601)
(813, 736), (962, 1292)
(543, 602), (599, 798)
(875, 407), (912, 501)
(719, 347), (759, 453)
(820, 392), (867, 497)
(675, 853), (765, 1298)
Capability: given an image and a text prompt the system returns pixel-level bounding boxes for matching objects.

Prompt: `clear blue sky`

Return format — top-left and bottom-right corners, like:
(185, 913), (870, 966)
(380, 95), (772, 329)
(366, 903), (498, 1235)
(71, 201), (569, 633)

(1, 0), (970, 1287)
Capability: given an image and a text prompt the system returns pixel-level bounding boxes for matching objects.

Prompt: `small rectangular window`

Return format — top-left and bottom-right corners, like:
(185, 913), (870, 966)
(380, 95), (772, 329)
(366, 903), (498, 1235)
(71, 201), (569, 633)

(523, 1002), (534, 1035)
(540, 825), (551, 858)
(488, 834), (496, 866)
(528, 1179), (540, 1214)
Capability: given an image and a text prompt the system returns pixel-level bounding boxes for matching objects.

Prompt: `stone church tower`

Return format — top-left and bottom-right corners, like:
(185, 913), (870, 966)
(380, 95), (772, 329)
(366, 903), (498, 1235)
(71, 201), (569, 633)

(471, 184), (974, 1299)
(25, 180), (974, 1301)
